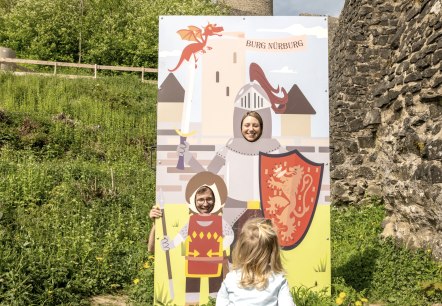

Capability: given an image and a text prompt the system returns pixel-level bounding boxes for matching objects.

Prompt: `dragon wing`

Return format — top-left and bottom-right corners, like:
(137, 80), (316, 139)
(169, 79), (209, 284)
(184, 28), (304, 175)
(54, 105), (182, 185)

(176, 26), (202, 42)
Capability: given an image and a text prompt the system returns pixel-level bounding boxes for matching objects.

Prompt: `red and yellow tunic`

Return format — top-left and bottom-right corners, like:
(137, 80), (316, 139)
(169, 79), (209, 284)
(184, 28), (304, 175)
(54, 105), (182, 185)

(185, 214), (223, 278)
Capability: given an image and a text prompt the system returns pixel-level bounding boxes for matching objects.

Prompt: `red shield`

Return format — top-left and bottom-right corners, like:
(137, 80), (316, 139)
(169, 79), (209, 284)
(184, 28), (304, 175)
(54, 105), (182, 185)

(259, 150), (324, 250)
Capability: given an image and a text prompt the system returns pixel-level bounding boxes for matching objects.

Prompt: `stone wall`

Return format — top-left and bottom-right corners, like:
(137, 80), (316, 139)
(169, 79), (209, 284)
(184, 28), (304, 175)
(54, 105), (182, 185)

(221, 0), (272, 15)
(329, 0), (442, 259)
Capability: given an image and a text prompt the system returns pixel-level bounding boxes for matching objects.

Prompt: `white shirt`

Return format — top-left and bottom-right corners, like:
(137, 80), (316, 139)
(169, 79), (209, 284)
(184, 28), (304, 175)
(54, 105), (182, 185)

(216, 270), (295, 306)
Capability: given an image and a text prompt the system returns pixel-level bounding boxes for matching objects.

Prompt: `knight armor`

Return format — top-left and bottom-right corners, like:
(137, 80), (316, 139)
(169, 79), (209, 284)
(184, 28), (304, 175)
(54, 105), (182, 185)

(185, 214), (223, 277)
(208, 82), (284, 226)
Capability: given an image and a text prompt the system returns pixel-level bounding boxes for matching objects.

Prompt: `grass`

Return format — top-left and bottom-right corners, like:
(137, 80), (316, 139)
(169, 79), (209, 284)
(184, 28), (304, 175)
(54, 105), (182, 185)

(331, 201), (442, 305)
(0, 73), (157, 305)
(0, 73), (441, 305)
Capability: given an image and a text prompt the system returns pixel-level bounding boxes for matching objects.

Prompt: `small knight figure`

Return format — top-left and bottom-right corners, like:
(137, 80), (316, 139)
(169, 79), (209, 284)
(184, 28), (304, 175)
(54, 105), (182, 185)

(161, 171), (234, 305)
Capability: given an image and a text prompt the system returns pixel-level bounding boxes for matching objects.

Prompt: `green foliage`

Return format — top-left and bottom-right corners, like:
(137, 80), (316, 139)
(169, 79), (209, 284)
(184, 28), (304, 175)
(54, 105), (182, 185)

(0, 0), (228, 67)
(420, 280), (442, 298)
(331, 200), (442, 305)
(1, 0), (82, 62)
(0, 74), (157, 304)
(291, 285), (330, 306)
(126, 254), (155, 305)
(333, 278), (369, 306)
(0, 73), (157, 161)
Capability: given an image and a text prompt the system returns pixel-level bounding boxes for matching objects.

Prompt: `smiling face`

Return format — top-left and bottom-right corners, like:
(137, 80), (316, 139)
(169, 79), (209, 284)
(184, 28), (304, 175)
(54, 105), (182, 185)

(195, 187), (215, 215)
(241, 115), (262, 142)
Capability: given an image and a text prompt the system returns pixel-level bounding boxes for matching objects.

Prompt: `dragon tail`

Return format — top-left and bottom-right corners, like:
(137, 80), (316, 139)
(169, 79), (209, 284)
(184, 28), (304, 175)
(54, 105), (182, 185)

(168, 55), (187, 72)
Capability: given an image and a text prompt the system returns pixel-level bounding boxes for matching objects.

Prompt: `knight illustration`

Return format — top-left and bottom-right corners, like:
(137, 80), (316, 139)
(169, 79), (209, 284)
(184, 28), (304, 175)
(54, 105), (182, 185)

(177, 63), (290, 249)
(161, 172), (233, 305)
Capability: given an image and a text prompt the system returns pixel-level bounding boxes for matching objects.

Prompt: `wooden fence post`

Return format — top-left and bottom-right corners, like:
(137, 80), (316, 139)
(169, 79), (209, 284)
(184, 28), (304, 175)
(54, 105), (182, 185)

(0, 57), (158, 82)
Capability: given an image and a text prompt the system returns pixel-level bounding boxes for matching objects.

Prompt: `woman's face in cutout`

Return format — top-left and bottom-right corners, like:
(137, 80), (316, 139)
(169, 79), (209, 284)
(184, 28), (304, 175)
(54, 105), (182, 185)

(241, 115), (262, 142)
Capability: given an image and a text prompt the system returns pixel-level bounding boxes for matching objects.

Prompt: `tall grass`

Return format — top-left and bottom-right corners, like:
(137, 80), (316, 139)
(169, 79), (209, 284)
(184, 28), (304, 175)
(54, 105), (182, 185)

(0, 73), (157, 304)
(0, 73), (157, 160)
(331, 202), (442, 305)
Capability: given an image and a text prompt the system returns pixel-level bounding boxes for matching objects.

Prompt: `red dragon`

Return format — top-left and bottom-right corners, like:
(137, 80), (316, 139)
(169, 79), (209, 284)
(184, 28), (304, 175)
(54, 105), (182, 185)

(169, 23), (224, 72)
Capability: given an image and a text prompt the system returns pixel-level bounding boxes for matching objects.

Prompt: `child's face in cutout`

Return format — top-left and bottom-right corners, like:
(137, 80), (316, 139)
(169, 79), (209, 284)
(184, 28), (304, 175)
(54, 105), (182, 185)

(241, 116), (262, 142)
(195, 189), (215, 215)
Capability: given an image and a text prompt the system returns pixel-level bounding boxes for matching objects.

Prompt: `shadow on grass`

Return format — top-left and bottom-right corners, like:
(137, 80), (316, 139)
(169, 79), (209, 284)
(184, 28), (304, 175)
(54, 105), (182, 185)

(334, 248), (380, 292)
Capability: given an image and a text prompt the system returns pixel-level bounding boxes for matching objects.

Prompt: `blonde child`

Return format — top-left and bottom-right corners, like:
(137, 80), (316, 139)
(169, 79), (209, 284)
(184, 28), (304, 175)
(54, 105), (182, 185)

(216, 218), (295, 306)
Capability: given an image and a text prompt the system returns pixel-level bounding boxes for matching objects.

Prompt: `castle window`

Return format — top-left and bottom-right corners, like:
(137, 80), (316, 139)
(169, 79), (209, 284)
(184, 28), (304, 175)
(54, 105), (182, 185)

(226, 86), (230, 96)
(233, 52), (237, 63)
(254, 92), (256, 108)
(216, 71), (220, 83)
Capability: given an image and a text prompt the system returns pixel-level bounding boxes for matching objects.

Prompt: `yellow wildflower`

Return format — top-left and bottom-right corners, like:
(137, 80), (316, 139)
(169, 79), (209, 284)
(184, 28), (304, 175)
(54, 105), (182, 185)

(361, 298), (368, 303)
(95, 257), (104, 261)
(355, 301), (362, 306)
(339, 292), (346, 299)
(133, 278), (140, 285)
(148, 255), (155, 260)
(143, 262), (151, 269)
(336, 297), (344, 305)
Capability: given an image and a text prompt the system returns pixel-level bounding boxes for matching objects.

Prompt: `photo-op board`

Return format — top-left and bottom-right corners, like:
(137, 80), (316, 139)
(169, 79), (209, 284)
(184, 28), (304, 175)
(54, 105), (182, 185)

(155, 16), (331, 305)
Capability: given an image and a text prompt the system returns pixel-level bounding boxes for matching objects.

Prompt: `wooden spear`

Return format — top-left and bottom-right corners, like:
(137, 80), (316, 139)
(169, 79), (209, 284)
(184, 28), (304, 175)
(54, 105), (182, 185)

(158, 188), (174, 299)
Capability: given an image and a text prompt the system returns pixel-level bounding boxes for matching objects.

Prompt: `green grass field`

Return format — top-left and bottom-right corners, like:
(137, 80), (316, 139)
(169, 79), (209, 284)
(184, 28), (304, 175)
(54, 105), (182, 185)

(0, 73), (157, 305)
(0, 73), (440, 305)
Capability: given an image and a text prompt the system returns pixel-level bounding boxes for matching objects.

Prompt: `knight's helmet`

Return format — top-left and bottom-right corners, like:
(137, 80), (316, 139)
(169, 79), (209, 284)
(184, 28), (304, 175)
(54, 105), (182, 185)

(232, 81), (273, 139)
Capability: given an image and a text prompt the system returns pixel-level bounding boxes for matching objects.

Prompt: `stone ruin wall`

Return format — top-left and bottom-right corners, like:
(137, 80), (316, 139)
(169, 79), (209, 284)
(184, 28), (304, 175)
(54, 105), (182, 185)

(329, 0), (442, 259)
(221, 0), (272, 15)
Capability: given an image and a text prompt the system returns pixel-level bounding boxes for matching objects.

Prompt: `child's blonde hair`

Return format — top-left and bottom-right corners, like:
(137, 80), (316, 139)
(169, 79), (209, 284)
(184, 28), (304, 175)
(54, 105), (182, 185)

(232, 217), (285, 290)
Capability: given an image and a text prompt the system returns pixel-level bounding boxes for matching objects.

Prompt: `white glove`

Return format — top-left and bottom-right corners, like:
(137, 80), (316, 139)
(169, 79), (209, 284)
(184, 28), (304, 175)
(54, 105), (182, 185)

(176, 141), (192, 163)
(161, 236), (175, 251)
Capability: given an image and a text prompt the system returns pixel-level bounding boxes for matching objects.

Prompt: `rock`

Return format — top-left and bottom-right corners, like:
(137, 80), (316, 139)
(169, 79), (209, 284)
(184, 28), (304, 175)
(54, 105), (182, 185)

(381, 221), (396, 238)
(363, 108), (382, 126)
(426, 139), (442, 160)
(421, 91), (442, 103)
(366, 184), (383, 197)
(331, 167), (348, 180)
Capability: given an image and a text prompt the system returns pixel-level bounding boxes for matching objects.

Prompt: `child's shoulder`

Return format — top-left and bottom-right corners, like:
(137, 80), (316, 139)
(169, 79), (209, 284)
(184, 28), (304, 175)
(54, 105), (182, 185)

(271, 272), (288, 280)
(221, 270), (238, 288)
(225, 269), (241, 278)
(268, 272), (289, 286)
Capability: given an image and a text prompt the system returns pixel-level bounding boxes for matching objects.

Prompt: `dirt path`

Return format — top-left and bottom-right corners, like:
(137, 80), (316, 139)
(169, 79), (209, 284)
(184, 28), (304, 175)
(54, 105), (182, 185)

(90, 295), (129, 306)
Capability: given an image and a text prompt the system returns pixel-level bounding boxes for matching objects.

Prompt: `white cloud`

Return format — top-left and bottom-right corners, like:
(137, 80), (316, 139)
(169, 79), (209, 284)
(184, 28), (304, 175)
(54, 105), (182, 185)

(159, 50), (181, 58)
(271, 66), (298, 74)
(258, 24), (327, 38)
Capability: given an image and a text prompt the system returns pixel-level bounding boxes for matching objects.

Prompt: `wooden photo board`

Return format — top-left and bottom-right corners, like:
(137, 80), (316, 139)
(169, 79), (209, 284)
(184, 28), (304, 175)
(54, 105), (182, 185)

(154, 16), (330, 305)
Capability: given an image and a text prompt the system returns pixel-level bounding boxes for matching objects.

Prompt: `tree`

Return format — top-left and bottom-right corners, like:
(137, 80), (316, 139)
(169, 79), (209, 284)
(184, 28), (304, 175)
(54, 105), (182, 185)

(0, 0), (227, 67)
